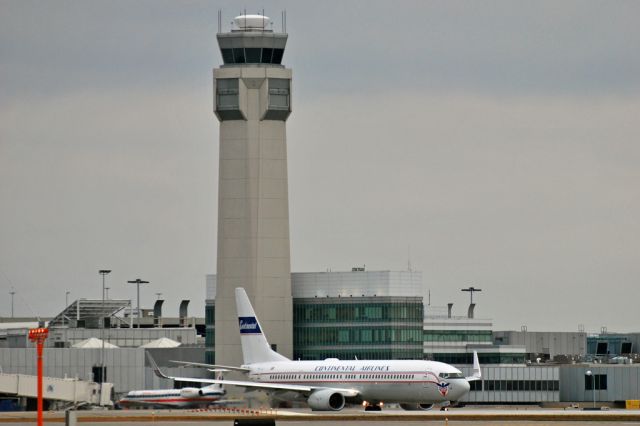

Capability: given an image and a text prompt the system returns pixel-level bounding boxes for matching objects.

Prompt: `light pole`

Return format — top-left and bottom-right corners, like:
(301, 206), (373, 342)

(98, 269), (111, 404)
(461, 286), (482, 304)
(65, 291), (70, 307)
(586, 370), (596, 408)
(28, 327), (48, 426)
(10, 291), (15, 318)
(127, 279), (149, 328)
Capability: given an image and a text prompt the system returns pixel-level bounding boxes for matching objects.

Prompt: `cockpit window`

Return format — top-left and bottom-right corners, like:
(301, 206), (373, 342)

(440, 372), (464, 379)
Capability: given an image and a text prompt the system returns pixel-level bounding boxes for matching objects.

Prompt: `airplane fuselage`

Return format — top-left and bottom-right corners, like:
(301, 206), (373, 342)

(118, 387), (224, 408)
(246, 359), (470, 404)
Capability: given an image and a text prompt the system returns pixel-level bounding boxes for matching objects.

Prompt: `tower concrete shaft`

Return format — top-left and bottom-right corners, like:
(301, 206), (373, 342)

(213, 14), (293, 366)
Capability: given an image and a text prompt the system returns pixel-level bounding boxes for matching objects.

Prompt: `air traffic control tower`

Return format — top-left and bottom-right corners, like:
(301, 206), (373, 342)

(213, 14), (293, 365)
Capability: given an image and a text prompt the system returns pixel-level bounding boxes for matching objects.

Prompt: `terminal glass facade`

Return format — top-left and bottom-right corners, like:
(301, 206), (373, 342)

(428, 352), (526, 364)
(293, 297), (423, 360)
(424, 330), (492, 343)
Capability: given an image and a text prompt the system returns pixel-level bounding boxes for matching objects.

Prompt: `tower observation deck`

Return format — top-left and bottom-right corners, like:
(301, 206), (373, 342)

(217, 15), (287, 66)
(213, 14), (293, 366)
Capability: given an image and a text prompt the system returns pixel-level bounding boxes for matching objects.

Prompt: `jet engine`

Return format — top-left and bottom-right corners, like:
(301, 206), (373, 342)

(307, 389), (345, 411)
(400, 403), (434, 411)
(179, 388), (203, 398)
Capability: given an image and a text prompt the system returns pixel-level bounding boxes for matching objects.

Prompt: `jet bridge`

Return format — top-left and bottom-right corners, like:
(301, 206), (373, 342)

(0, 372), (112, 407)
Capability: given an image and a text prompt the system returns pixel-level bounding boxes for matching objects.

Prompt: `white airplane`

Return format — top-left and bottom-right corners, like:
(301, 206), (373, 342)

(118, 384), (225, 409)
(151, 287), (481, 411)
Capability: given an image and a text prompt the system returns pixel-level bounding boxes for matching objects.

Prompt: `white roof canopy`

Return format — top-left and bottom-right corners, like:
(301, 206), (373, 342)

(139, 337), (181, 348)
(72, 337), (119, 348)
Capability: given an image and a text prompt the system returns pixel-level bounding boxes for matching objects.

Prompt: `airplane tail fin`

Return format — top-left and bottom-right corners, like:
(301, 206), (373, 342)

(215, 372), (224, 391)
(466, 350), (482, 382)
(146, 352), (170, 380)
(235, 287), (289, 364)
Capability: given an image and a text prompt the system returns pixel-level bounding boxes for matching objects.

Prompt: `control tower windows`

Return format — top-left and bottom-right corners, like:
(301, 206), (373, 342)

(221, 49), (234, 64)
(233, 48), (246, 64)
(219, 47), (285, 65)
(245, 48), (261, 63)
(263, 78), (291, 121)
(268, 79), (290, 109)
(272, 48), (284, 64)
(261, 48), (273, 64)
(215, 78), (244, 121)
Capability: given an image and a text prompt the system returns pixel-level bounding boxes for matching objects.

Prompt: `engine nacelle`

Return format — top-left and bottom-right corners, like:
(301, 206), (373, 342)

(400, 403), (434, 411)
(307, 389), (345, 411)
(179, 388), (202, 398)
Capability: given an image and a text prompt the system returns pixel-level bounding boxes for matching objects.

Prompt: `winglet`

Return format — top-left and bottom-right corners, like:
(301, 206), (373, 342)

(466, 351), (482, 381)
(146, 352), (170, 379)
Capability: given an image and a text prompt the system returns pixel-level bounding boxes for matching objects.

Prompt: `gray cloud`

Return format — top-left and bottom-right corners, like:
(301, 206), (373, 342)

(1, 1), (639, 331)
(2, 1), (639, 101)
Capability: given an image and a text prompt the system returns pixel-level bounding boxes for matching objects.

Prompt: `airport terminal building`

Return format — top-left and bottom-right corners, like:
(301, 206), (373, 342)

(204, 268), (640, 405)
(1, 270), (640, 408)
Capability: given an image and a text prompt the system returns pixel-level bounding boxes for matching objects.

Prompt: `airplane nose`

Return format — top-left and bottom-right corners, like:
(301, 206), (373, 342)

(452, 380), (470, 400)
(460, 380), (470, 397)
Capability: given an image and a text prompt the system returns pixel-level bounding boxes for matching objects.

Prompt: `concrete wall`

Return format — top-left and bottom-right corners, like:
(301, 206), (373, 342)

(214, 65), (293, 366)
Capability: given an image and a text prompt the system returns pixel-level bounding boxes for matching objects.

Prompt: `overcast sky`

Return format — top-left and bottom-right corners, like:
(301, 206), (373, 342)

(1, 1), (639, 332)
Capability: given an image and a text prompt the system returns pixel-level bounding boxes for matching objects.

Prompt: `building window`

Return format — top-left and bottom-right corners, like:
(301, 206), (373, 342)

(268, 79), (290, 109)
(272, 48), (284, 64)
(221, 49), (234, 64)
(215, 78), (244, 121)
(233, 48), (245, 64)
(293, 298), (423, 360)
(216, 79), (239, 109)
(585, 374), (607, 390)
(261, 48), (273, 63)
(245, 48), (261, 63)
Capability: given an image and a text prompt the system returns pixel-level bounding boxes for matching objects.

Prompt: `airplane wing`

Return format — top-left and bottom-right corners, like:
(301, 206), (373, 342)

(176, 377), (360, 398)
(170, 360), (251, 373)
(465, 351), (482, 382)
(153, 373), (360, 397)
(149, 354), (358, 397)
(183, 378), (315, 393)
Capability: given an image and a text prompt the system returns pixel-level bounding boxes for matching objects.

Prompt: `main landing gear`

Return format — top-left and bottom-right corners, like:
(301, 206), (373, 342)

(363, 401), (383, 411)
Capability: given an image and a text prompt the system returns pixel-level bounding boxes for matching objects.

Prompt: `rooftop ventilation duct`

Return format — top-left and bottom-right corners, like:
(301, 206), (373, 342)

(468, 303), (476, 319)
(179, 300), (190, 327)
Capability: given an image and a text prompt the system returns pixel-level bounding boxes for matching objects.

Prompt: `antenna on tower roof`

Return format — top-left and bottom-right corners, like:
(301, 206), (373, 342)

(281, 10), (286, 33)
(217, 9), (222, 34)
